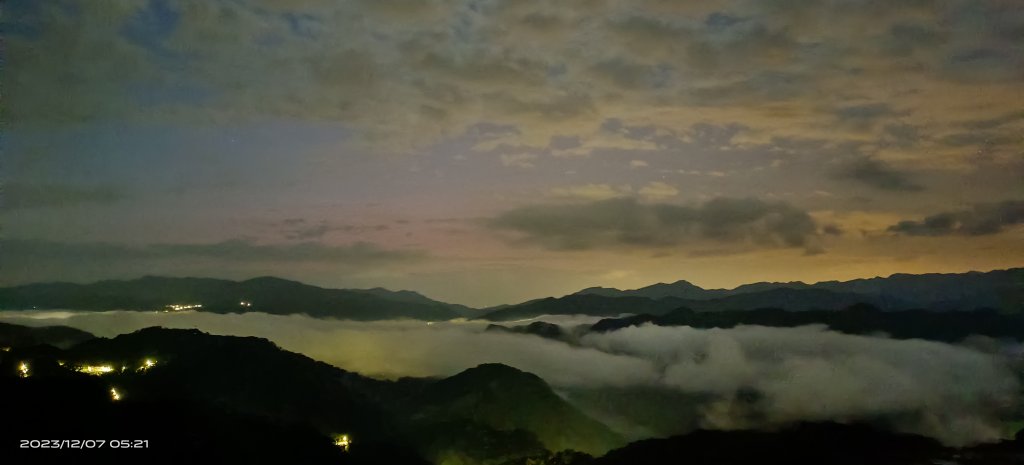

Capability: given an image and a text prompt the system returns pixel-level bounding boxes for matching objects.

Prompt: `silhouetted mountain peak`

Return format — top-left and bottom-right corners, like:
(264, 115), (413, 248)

(426, 363), (548, 399)
(645, 279), (702, 290)
(242, 276), (310, 288)
(416, 363), (624, 455)
(457, 362), (539, 381)
(576, 279), (708, 300)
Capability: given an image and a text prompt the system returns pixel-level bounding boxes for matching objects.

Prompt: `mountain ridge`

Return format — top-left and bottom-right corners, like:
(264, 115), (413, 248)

(0, 276), (467, 321)
(2, 267), (1021, 319)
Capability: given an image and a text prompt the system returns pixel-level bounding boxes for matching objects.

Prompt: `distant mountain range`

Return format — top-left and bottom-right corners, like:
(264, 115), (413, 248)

(487, 268), (1023, 320)
(0, 276), (471, 321)
(0, 268), (1021, 321)
(575, 268), (1024, 311)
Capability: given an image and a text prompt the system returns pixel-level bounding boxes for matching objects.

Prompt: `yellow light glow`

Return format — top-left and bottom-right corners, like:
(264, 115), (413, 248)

(166, 303), (203, 311)
(110, 388), (121, 401)
(77, 365), (115, 375)
(18, 362), (30, 378)
(333, 434), (351, 451)
(138, 359), (157, 371)
(1, 347), (11, 352)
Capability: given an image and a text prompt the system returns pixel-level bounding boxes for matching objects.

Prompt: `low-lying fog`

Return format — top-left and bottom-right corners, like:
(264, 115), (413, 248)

(2, 310), (1019, 446)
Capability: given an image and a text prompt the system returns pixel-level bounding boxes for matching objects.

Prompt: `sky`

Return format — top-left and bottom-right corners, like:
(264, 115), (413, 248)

(3, 0), (1023, 306)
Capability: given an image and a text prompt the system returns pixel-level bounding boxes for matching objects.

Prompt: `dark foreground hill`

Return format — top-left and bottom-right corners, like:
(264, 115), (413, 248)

(503, 423), (1024, 465)
(590, 423), (1024, 465)
(412, 363), (623, 455)
(0, 276), (464, 320)
(0, 325), (620, 464)
(0, 321), (95, 348)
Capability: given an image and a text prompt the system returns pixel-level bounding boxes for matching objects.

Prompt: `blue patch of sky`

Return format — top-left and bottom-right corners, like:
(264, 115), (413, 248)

(3, 0), (80, 39)
(6, 121), (356, 192)
(125, 81), (214, 107)
(282, 12), (321, 39)
(119, 0), (183, 59)
(705, 12), (743, 30)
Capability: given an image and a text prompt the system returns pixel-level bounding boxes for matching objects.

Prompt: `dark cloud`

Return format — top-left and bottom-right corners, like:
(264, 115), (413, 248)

(686, 71), (810, 106)
(833, 103), (899, 130)
(590, 59), (672, 90)
(822, 224), (844, 236)
(487, 197), (819, 252)
(960, 110), (1024, 130)
(938, 131), (1019, 148)
(883, 22), (947, 56)
(882, 123), (921, 147)
(277, 219), (393, 241)
(548, 134), (582, 151)
(686, 21), (797, 73)
(888, 200), (1024, 236)
(705, 12), (745, 30)
(283, 221), (334, 240)
(599, 118), (683, 149)
(2, 238), (424, 264)
(832, 156), (923, 192)
(0, 237), (427, 286)
(943, 48), (1024, 83)
(0, 183), (124, 210)
(417, 51), (549, 86)
(609, 15), (691, 47)
(465, 122), (521, 138)
(688, 122), (748, 148)
(495, 92), (595, 120)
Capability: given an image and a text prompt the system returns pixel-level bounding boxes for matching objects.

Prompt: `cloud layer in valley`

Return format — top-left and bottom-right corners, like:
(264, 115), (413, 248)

(2, 310), (1016, 446)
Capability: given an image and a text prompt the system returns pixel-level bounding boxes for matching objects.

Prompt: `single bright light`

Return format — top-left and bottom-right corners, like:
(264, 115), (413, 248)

(110, 388), (121, 401)
(18, 362), (30, 378)
(138, 359), (157, 371)
(333, 434), (352, 451)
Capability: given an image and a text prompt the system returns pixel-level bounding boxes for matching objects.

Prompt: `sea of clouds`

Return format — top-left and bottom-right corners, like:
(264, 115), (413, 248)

(1, 310), (1018, 446)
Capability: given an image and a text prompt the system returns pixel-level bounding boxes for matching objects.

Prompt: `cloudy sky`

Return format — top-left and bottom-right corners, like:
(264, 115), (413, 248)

(3, 0), (1023, 306)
